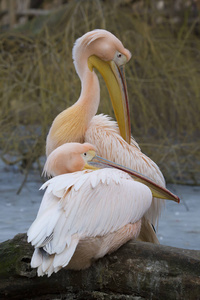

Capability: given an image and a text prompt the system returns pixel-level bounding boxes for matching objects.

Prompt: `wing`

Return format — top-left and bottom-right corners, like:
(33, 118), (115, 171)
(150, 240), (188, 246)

(28, 169), (152, 274)
(85, 114), (165, 226)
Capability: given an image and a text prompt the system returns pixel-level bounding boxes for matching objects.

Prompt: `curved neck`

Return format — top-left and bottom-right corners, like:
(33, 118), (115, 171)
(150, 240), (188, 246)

(75, 66), (100, 125)
(46, 66), (100, 156)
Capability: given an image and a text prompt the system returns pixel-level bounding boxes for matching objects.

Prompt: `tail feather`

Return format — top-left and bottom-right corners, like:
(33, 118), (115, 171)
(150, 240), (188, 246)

(53, 236), (79, 269)
(42, 251), (54, 273)
(47, 264), (55, 277)
(30, 236), (79, 277)
(31, 248), (42, 268)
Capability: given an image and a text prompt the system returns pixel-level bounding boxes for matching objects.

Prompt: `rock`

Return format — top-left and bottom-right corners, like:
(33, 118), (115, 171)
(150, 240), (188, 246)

(0, 233), (200, 300)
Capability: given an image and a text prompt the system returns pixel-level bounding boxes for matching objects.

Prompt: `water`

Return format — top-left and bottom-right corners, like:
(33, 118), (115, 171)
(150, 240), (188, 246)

(157, 184), (200, 250)
(0, 159), (200, 250)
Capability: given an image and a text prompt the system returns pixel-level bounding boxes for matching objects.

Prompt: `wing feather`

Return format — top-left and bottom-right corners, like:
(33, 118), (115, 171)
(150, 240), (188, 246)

(28, 168), (152, 275)
(85, 114), (165, 226)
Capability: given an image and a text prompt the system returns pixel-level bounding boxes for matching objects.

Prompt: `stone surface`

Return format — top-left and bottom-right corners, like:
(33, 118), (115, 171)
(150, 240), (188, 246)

(0, 234), (200, 300)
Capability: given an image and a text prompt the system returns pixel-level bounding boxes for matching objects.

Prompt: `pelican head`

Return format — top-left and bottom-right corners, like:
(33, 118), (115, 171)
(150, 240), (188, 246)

(43, 143), (96, 177)
(43, 142), (180, 203)
(73, 29), (132, 143)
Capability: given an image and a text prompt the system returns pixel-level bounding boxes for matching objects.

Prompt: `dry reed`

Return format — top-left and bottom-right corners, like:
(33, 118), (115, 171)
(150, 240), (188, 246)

(0, 0), (199, 184)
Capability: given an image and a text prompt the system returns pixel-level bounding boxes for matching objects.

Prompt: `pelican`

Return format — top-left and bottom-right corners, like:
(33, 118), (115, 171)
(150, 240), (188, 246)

(28, 143), (179, 276)
(46, 29), (166, 243)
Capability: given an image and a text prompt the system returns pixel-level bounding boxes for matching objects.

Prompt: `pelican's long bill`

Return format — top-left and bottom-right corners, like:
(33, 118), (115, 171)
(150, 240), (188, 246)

(88, 55), (131, 144)
(86, 155), (180, 203)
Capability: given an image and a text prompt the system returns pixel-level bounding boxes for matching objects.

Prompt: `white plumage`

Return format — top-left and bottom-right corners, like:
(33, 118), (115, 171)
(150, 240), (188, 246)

(28, 168), (152, 276)
(85, 114), (165, 226)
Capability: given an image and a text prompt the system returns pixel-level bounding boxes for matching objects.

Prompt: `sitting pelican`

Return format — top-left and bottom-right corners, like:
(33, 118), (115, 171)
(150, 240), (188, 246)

(28, 143), (179, 277)
(46, 29), (166, 243)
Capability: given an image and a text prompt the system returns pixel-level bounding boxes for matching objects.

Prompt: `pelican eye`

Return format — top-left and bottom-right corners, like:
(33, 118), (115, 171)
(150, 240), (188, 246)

(81, 149), (96, 162)
(114, 51), (127, 66)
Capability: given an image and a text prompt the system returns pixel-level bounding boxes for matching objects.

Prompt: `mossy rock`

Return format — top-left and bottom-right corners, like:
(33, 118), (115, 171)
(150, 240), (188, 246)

(0, 233), (200, 299)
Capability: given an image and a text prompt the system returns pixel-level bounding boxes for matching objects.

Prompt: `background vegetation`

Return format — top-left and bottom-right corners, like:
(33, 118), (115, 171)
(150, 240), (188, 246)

(0, 0), (200, 185)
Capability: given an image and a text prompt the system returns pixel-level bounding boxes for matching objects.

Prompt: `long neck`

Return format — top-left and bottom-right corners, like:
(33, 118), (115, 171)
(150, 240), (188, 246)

(46, 67), (100, 156)
(76, 67), (100, 125)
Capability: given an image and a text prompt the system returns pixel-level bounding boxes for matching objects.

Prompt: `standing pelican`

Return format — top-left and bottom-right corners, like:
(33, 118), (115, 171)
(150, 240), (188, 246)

(46, 30), (166, 243)
(28, 143), (179, 276)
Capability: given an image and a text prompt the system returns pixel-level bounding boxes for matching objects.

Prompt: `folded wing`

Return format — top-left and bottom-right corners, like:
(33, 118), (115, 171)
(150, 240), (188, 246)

(28, 168), (152, 276)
